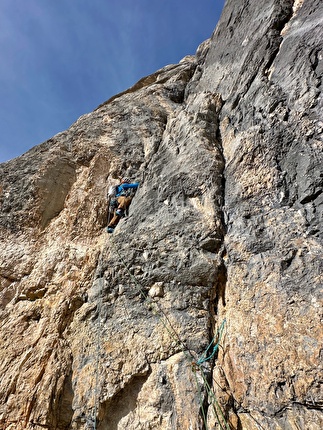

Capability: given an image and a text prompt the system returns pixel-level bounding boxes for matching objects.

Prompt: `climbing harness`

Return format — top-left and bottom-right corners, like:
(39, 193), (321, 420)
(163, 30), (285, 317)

(106, 181), (139, 232)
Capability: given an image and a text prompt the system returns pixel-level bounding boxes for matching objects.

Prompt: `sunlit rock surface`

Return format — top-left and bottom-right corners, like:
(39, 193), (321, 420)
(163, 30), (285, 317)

(0, 0), (322, 428)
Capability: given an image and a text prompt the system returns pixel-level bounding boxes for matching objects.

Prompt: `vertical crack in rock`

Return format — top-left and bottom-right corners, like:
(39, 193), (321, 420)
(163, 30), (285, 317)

(261, 1), (294, 78)
(200, 0), (323, 428)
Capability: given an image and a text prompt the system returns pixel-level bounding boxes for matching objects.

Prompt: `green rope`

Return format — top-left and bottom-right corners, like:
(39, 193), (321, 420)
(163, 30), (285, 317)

(197, 319), (226, 365)
(197, 366), (231, 430)
(191, 319), (231, 430)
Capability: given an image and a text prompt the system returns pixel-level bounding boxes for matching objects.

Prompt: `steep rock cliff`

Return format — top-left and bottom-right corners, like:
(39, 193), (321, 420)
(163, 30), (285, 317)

(0, 0), (322, 429)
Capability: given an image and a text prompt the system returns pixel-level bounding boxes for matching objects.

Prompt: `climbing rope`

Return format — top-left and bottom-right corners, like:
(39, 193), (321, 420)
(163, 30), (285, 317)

(90, 227), (229, 429)
(197, 319), (226, 365)
(193, 365), (209, 429)
(92, 250), (105, 430)
(194, 363), (231, 430)
(191, 319), (230, 430)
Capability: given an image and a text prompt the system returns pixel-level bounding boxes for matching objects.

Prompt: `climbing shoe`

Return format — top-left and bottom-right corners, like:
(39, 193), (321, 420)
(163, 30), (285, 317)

(116, 208), (125, 217)
(106, 227), (115, 234)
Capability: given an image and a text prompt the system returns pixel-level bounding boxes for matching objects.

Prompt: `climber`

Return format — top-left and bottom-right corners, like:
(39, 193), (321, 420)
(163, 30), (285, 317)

(107, 177), (139, 234)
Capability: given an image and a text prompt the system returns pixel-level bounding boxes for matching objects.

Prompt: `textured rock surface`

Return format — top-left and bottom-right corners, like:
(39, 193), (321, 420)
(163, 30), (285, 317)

(0, 0), (322, 429)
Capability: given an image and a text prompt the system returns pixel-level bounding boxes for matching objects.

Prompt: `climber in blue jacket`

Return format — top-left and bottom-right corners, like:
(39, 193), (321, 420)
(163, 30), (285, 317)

(107, 177), (139, 233)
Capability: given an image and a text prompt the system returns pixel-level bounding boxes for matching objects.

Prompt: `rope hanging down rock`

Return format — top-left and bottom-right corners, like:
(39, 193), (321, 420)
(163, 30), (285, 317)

(197, 319), (226, 365)
(92, 250), (105, 430)
(91, 232), (228, 430)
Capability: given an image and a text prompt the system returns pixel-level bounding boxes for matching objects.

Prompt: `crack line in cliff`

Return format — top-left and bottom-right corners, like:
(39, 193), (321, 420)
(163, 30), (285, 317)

(265, 3), (295, 79)
(191, 318), (229, 430)
(192, 367), (209, 430)
(192, 362), (231, 430)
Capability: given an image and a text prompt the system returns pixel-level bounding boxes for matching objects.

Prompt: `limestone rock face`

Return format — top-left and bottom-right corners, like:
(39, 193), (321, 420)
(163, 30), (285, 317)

(0, 0), (322, 429)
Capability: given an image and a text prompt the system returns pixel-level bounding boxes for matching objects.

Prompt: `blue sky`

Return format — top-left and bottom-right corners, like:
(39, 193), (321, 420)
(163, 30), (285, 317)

(0, 0), (225, 163)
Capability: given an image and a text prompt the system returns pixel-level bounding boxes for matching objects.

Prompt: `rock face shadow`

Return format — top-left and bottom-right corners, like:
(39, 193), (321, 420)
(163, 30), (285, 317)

(56, 372), (74, 429)
(98, 373), (150, 430)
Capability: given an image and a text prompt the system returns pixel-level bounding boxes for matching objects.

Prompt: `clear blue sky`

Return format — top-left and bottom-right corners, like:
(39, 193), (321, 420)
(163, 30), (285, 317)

(0, 0), (225, 163)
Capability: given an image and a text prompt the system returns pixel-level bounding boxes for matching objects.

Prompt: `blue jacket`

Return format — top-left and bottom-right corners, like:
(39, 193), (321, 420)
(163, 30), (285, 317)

(115, 182), (139, 197)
